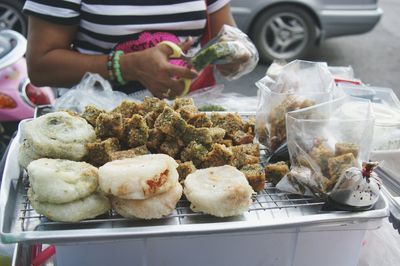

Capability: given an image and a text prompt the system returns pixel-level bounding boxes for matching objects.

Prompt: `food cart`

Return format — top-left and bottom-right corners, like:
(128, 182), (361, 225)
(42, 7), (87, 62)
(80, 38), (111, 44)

(0, 113), (395, 266)
(1, 63), (400, 266)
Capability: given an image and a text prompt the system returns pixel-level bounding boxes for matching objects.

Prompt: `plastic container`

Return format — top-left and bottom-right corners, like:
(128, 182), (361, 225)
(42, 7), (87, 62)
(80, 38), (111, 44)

(340, 85), (400, 151)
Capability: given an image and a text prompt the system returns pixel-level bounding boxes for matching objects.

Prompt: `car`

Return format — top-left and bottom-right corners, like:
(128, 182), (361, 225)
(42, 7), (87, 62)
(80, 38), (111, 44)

(0, 0), (26, 35)
(0, 0), (382, 63)
(231, 0), (382, 62)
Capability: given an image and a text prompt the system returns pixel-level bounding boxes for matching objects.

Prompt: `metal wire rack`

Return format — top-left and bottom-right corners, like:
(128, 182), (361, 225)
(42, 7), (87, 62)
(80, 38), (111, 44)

(18, 170), (326, 232)
(18, 109), (327, 232)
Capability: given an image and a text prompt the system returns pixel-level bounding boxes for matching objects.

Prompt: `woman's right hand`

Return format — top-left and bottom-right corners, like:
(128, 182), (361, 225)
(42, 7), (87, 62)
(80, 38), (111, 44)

(119, 39), (198, 99)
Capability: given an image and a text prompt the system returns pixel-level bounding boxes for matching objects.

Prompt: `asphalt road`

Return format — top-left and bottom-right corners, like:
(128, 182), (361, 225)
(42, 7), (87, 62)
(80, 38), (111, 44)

(223, 0), (400, 99)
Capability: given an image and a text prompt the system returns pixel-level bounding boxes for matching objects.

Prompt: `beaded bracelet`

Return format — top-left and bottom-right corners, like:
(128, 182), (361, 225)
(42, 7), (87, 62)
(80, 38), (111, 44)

(106, 50), (115, 82)
(112, 50), (127, 86)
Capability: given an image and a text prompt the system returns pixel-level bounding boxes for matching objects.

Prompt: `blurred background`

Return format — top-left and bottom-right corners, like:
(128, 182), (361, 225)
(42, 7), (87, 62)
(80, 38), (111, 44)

(223, 0), (399, 98)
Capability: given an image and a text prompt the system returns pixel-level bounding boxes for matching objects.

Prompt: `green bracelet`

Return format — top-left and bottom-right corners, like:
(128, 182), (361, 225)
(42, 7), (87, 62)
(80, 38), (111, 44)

(113, 50), (127, 85)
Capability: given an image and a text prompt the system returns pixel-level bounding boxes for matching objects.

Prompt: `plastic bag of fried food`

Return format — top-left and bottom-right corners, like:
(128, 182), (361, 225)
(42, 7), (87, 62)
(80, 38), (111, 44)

(276, 95), (375, 196)
(255, 60), (340, 154)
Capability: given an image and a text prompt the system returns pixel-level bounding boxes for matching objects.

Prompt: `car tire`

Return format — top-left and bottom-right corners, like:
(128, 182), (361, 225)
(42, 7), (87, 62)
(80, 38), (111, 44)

(251, 5), (317, 63)
(0, 0), (27, 36)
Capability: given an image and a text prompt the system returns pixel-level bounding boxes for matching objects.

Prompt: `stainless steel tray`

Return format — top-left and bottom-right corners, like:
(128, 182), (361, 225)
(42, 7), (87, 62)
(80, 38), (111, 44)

(0, 120), (389, 245)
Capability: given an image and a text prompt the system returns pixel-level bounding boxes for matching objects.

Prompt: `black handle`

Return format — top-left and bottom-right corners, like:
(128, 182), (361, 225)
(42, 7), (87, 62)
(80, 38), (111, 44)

(389, 207), (400, 234)
(376, 168), (400, 234)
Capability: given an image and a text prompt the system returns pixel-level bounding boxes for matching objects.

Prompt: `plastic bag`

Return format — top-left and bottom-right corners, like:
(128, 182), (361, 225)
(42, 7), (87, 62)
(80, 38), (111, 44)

(329, 162), (382, 209)
(328, 65), (355, 80)
(193, 24), (259, 80)
(276, 96), (375, 196)
(185, 85), (259, 112)
(54, 73), (136, 113)
(255, 60), (338, 153)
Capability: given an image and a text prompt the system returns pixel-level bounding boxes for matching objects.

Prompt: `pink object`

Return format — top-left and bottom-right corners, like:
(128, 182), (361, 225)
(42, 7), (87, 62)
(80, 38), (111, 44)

(114, 31), (187, 67)
(31, 245), (56, 266)
(0, 30), (54, 122)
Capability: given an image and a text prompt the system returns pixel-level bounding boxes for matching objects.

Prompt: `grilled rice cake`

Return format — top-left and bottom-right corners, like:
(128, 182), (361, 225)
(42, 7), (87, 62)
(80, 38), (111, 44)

(29, 189), (110, 223)
(19, 112), (96, 168)
(184, 165), (254, 217)
(111, 182), (182, 220)
(28, 158), (99, 204)
(99, 154), (179, 200)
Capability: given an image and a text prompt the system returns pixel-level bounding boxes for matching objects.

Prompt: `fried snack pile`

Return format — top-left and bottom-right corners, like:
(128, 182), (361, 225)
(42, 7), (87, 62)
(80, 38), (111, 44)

(81, 97), (264, 191)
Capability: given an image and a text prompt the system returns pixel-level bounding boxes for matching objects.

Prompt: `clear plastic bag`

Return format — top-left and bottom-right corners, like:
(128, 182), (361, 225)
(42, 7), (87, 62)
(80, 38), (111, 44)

(255, 60), (338, 153)
(328, 65), (355, 80)
(54, 73), (137, 113)
(193, 24), (259, 80)
(186, 85), (258, 112)
(276, 96), (375, 196)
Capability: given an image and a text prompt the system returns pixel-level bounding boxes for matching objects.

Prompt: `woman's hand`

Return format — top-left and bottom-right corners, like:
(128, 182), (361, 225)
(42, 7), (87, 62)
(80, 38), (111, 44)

(119, 38), (198, 99)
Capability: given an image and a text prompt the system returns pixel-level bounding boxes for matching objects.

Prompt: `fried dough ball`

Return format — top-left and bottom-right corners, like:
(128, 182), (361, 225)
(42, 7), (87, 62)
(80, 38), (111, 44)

(95, 112), (123, 139)
(177, 105), (199, 121)
(172, 98), (195, 110)
(240, 164), (266, 192)
(182, 125), (213, 146)
(327, 153), (357, 182)
(123, 114), (149, 148)
(180, 141), (209, 168)
(211, 113), (244, 134)
(177, 161), (197, 183)
(154, 107), (187, 136)
(265, 161), (289, 186)
(147, 128), (165, 153)
(109, 145), (149, 161)
(201, 143), (233, 168)
(159, 137), (183, 158)
(309, 141), (334, 177)
(140, 96), (167, 115)
(209, 127), (226, 143)
(232, 143), (260, 157)
(86, 138), (120, 166)
(229, 130), (254, 145)
(187, 113), (213, 128)
(231, 146), (260, 169)
(81, 105), (105, 127)
(112, 100), (142, 118)
(335, 143), (359, 158)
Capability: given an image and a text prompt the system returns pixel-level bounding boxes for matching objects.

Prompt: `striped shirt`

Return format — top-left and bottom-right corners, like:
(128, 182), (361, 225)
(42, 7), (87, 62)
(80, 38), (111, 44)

(23, 0), (231, 55)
